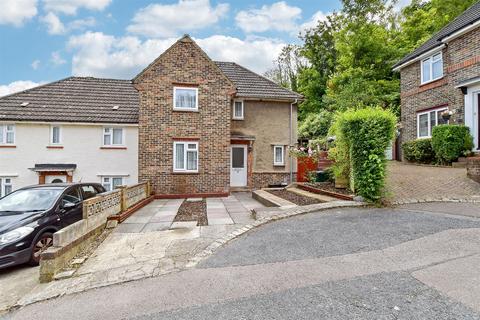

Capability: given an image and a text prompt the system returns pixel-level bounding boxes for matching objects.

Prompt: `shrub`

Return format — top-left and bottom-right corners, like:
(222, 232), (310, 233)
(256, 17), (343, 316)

(431, 125), (474, 164)
(328, 115), (351, 189)
(337, 107), (396, 202)
(402, 139), (435, 163)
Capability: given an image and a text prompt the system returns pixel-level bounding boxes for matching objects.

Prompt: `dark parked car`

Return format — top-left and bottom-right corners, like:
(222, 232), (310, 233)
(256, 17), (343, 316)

(0, 183), (105, 269)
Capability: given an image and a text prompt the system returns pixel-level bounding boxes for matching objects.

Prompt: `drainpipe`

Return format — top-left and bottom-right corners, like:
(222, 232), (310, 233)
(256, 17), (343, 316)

(289, 99), (298, 184)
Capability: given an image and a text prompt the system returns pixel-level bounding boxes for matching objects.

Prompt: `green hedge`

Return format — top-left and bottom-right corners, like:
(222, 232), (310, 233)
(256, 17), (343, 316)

(431, 125), (473, 164)
(402, 139), (435, 164)
(337, 107), (396, 202)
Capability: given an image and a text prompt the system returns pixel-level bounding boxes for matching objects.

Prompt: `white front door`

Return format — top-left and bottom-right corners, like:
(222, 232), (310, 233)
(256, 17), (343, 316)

(46, 175), (66, 184)
(465, 86), (480, 151)
(230, 145), (247, 187)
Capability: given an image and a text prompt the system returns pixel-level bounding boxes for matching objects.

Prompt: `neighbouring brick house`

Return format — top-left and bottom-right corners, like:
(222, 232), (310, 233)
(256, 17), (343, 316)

(0, 35), (301, 196)
(394, 1), (480, 154)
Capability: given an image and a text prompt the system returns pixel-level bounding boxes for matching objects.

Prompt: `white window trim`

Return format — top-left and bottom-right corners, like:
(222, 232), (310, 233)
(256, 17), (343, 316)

(102, 127), (125, 147)
(173, 87), (199, 111)
(417, 107), (448, 138)
(0, 177), (13, 197)
(273, 145), (285, 166)
(0, 123), (15, 145)
(420, 52), (443, 85)
(173, 141), (199, 173)
(50, 125), (62, 145)
(101, 176), (125, 192)
(232, 100), (244, 120)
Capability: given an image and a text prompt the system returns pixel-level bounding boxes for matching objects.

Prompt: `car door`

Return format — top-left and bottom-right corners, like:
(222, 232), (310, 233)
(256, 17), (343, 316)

(58, 187), (83, 227)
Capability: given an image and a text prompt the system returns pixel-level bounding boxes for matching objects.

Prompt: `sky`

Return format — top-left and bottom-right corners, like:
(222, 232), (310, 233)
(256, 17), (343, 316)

(0, 0), (344, 97)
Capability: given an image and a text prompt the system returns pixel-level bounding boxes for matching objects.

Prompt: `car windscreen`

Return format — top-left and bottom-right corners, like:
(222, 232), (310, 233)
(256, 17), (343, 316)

(0, 188), (64, 212)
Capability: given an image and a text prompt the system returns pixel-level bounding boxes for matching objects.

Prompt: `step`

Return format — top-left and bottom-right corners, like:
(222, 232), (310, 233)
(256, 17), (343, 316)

(452, 162), (467, 168)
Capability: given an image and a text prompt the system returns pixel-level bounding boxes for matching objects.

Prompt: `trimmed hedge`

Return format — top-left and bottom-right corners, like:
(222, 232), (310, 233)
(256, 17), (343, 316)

(431, 125), (473, 164)
(402, 139), (435, 164)
(337, 107), (396, 202)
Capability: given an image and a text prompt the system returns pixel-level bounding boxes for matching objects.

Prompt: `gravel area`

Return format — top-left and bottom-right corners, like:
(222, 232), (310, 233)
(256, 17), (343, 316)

(174, 199), (208, 226)
(267, 189), (322, 206)
(306, 182), (354, 196)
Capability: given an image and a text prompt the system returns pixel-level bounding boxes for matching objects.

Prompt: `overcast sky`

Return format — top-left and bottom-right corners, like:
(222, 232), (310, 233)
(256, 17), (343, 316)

(0, 0), (346, 96)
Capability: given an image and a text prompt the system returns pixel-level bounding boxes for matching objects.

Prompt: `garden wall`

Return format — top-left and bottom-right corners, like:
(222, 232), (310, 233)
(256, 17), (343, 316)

(467, 157), (480, 183)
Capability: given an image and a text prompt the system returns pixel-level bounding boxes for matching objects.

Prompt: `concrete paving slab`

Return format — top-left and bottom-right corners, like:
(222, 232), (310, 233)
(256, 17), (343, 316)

(208, 218), (234, 225)
(142, 222), (172, 232)
(114, 223), (145, 233)
(122, 216), (152, 224)
(150, 214), (176, 223)
(170, 221), (198, 229)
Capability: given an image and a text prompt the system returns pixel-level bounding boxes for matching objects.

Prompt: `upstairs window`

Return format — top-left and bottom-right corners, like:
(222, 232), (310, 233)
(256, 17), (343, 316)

(174, 141), (198, 172)
(421, 52), (443, 84)
(0, 124), (15, 145)
(274, 145), (285, 166)
(417, 107), (448, 138)
(50, 125), (61, 145)
(233, 100), (244, 120)
(103, 127), (124, 146)
(174, 87), (198, 111)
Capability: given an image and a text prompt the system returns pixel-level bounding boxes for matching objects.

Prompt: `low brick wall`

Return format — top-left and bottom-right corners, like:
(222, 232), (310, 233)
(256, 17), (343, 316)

(467, 157), (480, 183)
(252, 172), (296, 189)
(39, 182), (150, 282)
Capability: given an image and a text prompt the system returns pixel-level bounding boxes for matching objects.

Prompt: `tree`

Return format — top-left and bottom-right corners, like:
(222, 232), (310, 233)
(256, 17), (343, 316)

(263, 45), (307, 92)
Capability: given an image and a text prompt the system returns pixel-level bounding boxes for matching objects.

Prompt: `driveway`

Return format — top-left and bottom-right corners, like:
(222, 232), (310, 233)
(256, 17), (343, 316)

(5, 202), (480, 319)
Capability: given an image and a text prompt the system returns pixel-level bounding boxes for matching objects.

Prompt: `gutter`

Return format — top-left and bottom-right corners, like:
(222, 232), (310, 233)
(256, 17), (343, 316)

(289, 99), (298, 184)
(392, 44), (445, 72)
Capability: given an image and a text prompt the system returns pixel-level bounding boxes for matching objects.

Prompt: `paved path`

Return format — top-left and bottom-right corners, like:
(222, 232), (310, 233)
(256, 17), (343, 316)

(386, 161), (480, 204)
(6, 202), (480, 319)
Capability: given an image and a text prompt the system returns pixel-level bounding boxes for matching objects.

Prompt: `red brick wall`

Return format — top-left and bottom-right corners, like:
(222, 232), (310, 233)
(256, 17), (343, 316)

(467, 157), (480, 183)
(134, 36), (235, 195)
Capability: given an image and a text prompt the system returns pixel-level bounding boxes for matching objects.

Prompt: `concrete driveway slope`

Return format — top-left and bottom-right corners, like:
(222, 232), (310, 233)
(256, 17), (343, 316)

(5, 202), (480, 320)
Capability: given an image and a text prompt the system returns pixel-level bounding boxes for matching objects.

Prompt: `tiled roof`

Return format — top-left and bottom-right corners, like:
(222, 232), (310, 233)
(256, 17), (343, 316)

(215, 61), (303, 100)
(394, 1), (480, 68)
(0, 77), (139, 124)
(0, 62), (302, 124)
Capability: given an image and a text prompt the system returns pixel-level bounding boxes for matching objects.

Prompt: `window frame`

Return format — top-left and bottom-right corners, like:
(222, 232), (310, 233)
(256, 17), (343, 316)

(273, 145), (285, 166)
(173, 141), (199, 173)
(101, 176), (125, 192)
(417, 107), (448, 138)
(50, 125), (62, 145)
(173, 87), (199, 111)
(0, 124), (15, 145)
(421, 52), (443, 85)
(232, 100), (244, 120)
(0, 178), (13, 198)
(102, 127), (125, 147)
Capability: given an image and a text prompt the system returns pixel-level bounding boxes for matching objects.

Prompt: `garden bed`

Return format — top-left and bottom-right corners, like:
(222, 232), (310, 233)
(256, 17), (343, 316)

(173, 199), (208, 226)
(266, 189), (323, 206)
(300, 182), (355, 201)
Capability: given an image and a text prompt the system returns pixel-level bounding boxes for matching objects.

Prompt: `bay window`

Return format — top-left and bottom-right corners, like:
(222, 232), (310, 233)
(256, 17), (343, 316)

(174, 141), (198, 172)
(417, 107), (448, 138)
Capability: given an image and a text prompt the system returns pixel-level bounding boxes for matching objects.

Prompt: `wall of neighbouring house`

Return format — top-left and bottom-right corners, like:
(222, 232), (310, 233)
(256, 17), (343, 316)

(231, 100), (298, 187)
(400, 27), (480, 146)
(135, 37), (235, 195)
(0, 122), (138, 191)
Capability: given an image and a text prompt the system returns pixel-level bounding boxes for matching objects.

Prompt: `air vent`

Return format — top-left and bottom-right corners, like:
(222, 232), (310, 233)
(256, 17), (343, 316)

(21, 102), (29, 107)
(112, 105), (119, 110)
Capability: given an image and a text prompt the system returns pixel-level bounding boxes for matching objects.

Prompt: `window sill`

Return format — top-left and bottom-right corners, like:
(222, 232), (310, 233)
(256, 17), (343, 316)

(100, 146), (127, 150)
(0, 145), (16, 148)
(173, 108), (199, 113)
(232, 118), (244, 121)
(172, 171), (199, 175)
(274, 164), (286, 167)
(47, 145), (63, 149)
(420, 76), (444, 87)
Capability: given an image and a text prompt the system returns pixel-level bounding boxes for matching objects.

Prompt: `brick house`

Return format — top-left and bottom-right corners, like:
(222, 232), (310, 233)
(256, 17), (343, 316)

(0, 35), (301, 197)
(393, 2), (480, 154)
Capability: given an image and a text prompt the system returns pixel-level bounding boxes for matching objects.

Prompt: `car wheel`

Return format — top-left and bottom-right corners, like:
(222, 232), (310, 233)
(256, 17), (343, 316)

(28, 232), (53, 266)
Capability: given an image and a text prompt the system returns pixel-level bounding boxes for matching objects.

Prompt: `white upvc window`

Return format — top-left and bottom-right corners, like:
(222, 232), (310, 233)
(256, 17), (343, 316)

(50, 125), (61, 145)
(103, 127), (124, 146)
(173, 87), (198, 111)
(421, 52), (443, 84)
(273, 145), (285, 166)
(0, 178), (13, 197)
(232, 100), (244, 120)
(101, 176), (124, 192)
(417, 107), (448, 138)
(173, 141), (199, 172)
(0, 124), (15, 145)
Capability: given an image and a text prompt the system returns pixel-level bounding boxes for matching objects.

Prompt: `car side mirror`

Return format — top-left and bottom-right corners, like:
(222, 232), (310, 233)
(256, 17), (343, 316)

(62, 202), (76, 210)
